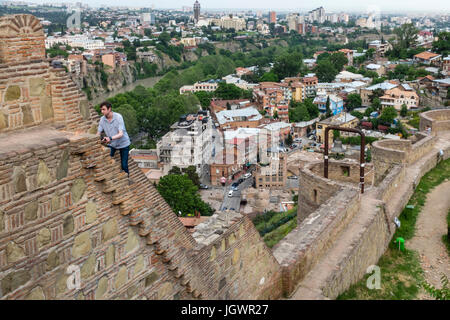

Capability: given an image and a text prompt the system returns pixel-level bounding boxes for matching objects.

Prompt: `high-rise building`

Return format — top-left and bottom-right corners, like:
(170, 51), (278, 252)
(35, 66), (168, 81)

(269, 11), (276, 24)
(193, 1), (200, 23)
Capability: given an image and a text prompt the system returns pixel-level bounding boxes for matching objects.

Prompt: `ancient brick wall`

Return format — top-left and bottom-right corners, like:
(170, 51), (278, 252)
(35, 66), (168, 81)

(309, 160), (374, 186)
(0, 14), (283, 300)
(0, 15), (96, 134)
(419, 109), (450, 133)
(297, 162), (341, 224)
(189, 217), (283, 300)
(321, 203), (390, 298)
(273, 188), (360, 297)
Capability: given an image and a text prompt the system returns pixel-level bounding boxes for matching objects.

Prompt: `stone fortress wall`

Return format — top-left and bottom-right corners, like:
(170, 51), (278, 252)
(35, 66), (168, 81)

(1, 14), (449, 301)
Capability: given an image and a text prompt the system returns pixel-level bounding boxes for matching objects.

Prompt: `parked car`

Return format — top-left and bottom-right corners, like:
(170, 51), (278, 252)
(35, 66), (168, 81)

(292, 144), (298, 148)
(228, 190), (234, 197)
(288, 175), (298, 179)
(294, 138), (302, 143)
(238, 178), (244, 184)
(199, 184), (209, 189)
(244, 173), (252, 179)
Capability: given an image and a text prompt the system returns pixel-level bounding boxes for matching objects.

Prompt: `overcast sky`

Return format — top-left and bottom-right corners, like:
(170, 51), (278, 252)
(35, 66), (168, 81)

(25, 0), (450, 13)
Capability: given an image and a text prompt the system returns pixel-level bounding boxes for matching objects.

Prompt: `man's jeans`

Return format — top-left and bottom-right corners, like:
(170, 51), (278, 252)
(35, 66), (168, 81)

(109, 145), (129, 175)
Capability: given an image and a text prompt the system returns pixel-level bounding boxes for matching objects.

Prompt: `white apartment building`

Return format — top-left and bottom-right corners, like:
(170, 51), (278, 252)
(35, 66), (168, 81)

(179, 81), (219, 94)
(211, 16), (246, 31)
(157, 111), (214, 176)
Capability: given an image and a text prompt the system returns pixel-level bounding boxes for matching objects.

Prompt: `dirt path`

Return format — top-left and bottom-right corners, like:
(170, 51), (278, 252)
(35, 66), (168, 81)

(408, 179), (450, 294)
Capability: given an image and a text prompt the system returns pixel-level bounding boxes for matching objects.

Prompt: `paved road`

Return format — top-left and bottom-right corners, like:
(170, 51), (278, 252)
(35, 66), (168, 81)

(220, 176), (254, 211)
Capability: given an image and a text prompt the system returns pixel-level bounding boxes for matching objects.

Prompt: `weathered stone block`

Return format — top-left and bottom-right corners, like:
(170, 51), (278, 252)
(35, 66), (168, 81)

(95, 276), (108, 300)
(157, 281), (173, 299)
(37, 160), (52, 187)
(0, 210), (4, 232)
(13, 166), (27, 193)
(6, 242), (25, 264)
(0, 112), (8, 130)
(88, 124), (97, 135)
(115, 265), (127, 289)
(40, 96), (53, 121)
(85, 201), (97, 224)
(24, 200), (38, 222)
(102, 218), (118, 243)
(56, 149), (69, 180)
(37, 228), (51, 248)
(72, 231), (92, 258)
(81, 254), (96, 280)
(1, 270), (31, 296)
(71, 178), (86, 204)
(134, 255), (144, 275)
(63, 215), (74, 236)
(232, 248), (240, 265)
(79, 100), (90, 120)
(210, 246), (216, 262)
(29, 78), (45, 97)
(124, 227), (139, 253)
(51, 195), (60, 211)
(21, 105), (34, 125)
(145, 272), (159, 287)
(46, 250), (59, 271)
(5, 85), (21, 101)
(105, 245), (115, 267)
(56, 273), (68, 296)
(24, 286), (45, 300)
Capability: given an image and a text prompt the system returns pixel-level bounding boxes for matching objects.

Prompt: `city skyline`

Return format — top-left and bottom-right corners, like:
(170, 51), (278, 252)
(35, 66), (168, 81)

(6, 0), (450, 14)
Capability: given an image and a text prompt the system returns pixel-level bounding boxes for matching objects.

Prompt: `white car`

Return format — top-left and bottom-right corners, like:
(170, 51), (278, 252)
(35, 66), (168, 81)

(244, 173), (252, 179)
(228, 190), (234, 197)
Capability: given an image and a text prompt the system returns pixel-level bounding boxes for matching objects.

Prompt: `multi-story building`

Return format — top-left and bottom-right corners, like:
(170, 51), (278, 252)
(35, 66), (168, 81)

(368, 40), (392, 57)
(157, 111), (213, 176)
(211, 16), (246, 31)
(269, 11), (277, 24)
(313, 94), (344, 115)
(360, 82), (398, 107)
(338, 48), (353, 66)
(193, 0), (201, 23)
(316, 112), (359, 145)
(214, 107), (264, 130)
(413, 51), (442, 66)
(254, 148), (287, 189)
(301, 75), (318, 97)
(179, 81), (219, 94)
(253, 82), (291, 119)
(379, 85), (419, 110)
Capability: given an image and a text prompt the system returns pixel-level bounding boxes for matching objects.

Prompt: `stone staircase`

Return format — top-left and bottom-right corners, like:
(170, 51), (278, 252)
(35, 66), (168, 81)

(73, 134), (203, 299)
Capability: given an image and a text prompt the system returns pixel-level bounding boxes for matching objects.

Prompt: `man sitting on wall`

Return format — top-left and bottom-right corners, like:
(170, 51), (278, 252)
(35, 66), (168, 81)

(97, 101), (131, 180)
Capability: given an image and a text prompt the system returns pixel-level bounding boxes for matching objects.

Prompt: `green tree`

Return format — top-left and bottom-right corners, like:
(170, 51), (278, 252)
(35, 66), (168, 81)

(272, 51), (303, 79)
(372, 97), (381, 111)
(432, 32), (450, 56)
(400, 104), (408, 117)
(168, 166), (182, 175)
(394, 23), (418, 49)
(194, 91), (212, 109)
(157, 174), (213, 217)
(316, 59), (338, 82)
(379, 106), (398, 124)
(346, 93), (362, 111)
(325, 96), (332, 118)
(259, 71), (279, 82)
(182, 165), (201, 187)
(114, 105), (139, 136)
(329, 52), (348, 72)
